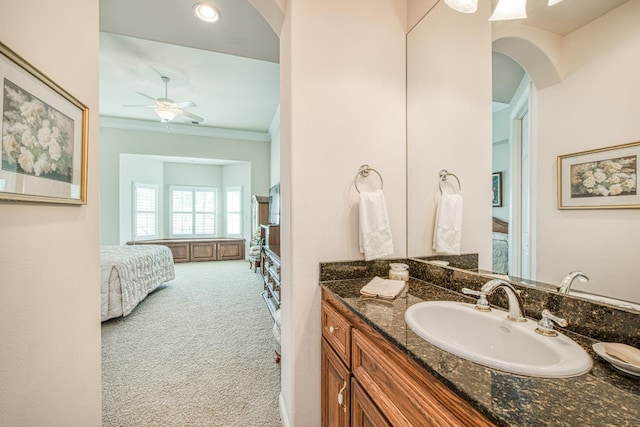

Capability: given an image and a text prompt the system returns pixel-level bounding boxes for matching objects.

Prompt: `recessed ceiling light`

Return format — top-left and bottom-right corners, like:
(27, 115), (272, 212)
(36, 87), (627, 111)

(193, 2), (221, 23)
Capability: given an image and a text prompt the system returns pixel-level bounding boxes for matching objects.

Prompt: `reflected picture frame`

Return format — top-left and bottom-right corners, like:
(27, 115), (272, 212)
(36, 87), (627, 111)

(557, 141), (639, 209)
(0, 41), (88, 204)
(492, 172), (502, 207)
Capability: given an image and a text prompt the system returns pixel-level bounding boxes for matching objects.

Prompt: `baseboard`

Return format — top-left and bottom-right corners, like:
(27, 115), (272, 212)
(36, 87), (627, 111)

(279, 392), (290, 427)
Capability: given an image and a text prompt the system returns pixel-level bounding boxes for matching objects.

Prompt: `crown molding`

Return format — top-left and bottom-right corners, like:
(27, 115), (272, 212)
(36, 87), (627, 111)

(99, 116), (271, 142)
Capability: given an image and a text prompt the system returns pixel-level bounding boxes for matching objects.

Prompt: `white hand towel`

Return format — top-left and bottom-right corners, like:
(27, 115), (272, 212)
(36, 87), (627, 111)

(359, 189), (394, 261)
(432, 192), (463, 255)
(360, 276), (406, 299)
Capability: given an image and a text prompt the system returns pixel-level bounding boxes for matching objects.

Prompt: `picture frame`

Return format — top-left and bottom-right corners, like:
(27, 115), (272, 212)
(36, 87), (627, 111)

(0, 41), (88, 204)
(557, 141), (639, 209)
(492, 172), (502, 207)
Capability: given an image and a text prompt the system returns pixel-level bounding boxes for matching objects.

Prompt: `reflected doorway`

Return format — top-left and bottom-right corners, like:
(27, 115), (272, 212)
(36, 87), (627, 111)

(491, 52), (536, 278)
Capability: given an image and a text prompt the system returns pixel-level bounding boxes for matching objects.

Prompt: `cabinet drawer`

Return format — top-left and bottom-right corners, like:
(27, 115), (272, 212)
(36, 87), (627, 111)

(352, 329), (492, 427)
(322, 301), (352, 368)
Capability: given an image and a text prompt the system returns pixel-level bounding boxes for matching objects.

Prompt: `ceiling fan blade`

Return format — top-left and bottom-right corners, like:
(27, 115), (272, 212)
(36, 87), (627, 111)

(174, 101), (197, 108)
(175, 109), (204, 123)
(135, 91), (158, 102)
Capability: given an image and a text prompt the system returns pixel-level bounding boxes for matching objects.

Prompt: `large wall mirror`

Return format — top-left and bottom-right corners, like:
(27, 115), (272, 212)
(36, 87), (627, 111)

(407, 0), (639, 309)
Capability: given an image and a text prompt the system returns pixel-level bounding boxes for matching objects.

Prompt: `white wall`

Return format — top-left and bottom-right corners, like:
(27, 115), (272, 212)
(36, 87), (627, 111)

(0, 1), (102, 425)
(100, 126), (270, 245)
(535, 0), (640, 302)
(279, 0), (407, 424)
(406, 0), (493, 269)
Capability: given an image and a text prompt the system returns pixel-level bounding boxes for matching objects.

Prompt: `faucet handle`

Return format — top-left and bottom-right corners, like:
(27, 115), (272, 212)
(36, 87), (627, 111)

(462, 288), (491, 312)
(535, 309), (568, 337)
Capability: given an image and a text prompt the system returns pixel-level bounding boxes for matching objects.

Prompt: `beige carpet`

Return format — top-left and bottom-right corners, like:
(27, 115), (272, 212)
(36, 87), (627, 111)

(102, 260), (281, 426)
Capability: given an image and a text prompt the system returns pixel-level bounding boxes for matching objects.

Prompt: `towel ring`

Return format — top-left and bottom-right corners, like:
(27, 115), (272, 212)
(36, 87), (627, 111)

(354, 165), (384, 193)
(438, 169), (461, 194)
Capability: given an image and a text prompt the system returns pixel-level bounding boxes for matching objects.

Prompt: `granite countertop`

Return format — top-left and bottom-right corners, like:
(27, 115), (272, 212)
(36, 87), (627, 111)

(321, 277), (640, 427)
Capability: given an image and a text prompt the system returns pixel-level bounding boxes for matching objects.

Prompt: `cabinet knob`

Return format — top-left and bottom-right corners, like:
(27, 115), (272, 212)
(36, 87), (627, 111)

(329, 326), (339, 334)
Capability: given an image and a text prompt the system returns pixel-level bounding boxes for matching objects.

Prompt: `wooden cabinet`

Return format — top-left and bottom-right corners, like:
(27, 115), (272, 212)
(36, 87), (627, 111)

(261, 247), (281, 319)
(128, 238), (245, 263)
(260, 225), (281, 319)
(321, 290), (494, 427)
(251, 195), (269, 233)
(322, 339), (351, 427)
(162, 242), (190, 263)
(351, 378), (391, 427)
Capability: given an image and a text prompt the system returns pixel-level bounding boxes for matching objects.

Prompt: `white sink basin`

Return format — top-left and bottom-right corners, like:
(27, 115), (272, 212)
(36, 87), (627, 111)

(405, 301), (592, 378)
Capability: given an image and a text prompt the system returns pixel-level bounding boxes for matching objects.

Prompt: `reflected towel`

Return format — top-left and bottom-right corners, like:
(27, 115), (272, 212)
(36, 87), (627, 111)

(360, 276), (406, 299)
(433, 192), (463, 255)
(359, 189), (394, 261)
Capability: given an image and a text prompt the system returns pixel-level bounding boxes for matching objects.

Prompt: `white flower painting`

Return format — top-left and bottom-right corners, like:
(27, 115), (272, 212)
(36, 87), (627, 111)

(2, 78), (74, 183)
(570, 156), (637, 198)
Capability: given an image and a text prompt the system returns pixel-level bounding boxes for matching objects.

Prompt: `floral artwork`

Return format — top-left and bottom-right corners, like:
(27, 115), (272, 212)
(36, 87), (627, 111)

(2, 79), (74, 183)
(570, 156), (637, 198)
(558, 142), (640, 209)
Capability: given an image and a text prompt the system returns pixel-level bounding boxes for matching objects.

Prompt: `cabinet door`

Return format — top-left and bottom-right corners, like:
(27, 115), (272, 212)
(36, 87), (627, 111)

(352, 378), (391, 427)
(322, 339), (350, 427)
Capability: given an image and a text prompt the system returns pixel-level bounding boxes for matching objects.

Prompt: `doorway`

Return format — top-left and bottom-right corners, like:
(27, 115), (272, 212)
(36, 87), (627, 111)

(491, 53), (536, 278)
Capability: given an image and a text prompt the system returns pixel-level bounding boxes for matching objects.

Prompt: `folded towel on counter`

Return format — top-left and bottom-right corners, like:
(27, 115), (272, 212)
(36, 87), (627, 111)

(433, 192), (463, 255)
(359, 189), (394, 261)
(360, 276), (406, 299)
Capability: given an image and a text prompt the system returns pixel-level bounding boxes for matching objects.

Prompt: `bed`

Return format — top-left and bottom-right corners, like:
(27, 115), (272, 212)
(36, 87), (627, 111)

(100, 245), (175, 321)
(492, 217), (509, 275)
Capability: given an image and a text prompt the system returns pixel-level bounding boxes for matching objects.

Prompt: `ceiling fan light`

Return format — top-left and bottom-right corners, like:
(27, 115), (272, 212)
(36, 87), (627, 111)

(547, 0), (563, 6)
(444, 0), (478, 14)
(155, 107), (177, 123)
(489, 0), (527, 21)
(193, 2), (221, 23)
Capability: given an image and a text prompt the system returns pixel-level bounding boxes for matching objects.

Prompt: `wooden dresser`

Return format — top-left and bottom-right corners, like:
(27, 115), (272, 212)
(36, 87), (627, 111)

(260, 225), (280, 319)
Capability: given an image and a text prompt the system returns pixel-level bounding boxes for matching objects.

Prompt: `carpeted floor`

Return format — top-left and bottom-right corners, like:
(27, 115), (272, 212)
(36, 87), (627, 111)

(102, 260), (281, 427)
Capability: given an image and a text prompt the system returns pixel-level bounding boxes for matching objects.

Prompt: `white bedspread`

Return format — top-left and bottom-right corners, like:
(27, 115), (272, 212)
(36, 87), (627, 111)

(492, 232), (509, 275)
(100, 245), (175, 321)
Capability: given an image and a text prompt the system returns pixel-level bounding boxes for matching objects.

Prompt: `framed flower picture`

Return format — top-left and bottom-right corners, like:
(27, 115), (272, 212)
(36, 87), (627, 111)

(557, 142), (639, 209)
(492, 172), (502, 207)
(0, 41), (88, 204)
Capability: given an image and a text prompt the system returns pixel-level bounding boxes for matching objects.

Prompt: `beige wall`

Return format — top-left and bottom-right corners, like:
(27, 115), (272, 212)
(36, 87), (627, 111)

(0, 1), (102, 425)
(406, 0), (493, 266)
(279, 0), (407, 424)
(535, 0), (640, 302)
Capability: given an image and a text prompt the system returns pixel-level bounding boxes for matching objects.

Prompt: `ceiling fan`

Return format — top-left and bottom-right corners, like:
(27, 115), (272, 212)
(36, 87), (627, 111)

(124, 75), (204, 124)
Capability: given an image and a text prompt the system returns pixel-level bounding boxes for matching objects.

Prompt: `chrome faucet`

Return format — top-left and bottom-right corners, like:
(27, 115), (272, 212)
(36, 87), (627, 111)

(463, 279), (526, 322)
(558, 271), (589, 294)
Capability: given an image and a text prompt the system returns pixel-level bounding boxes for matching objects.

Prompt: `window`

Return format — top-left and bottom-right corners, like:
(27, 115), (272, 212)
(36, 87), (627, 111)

(133, 182), (158, 239)
(170, 186), (216, 237)
(226, 187), (242, 236)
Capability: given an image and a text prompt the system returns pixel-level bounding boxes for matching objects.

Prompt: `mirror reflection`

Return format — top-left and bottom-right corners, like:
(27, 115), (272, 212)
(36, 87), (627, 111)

(407, 0), (639, 308)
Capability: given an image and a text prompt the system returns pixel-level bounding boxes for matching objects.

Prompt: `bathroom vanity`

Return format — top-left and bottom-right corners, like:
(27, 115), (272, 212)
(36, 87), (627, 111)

(320, 259), (640, 426)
